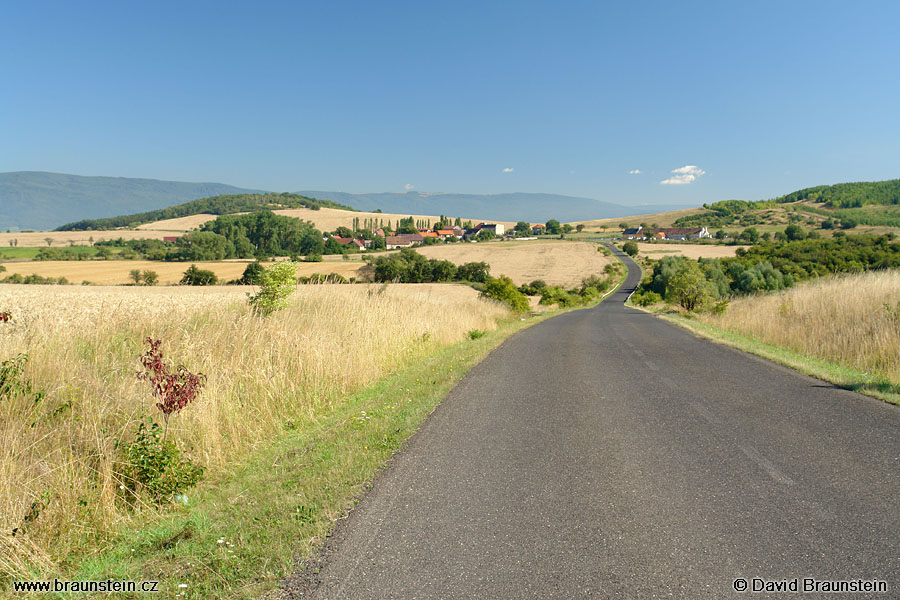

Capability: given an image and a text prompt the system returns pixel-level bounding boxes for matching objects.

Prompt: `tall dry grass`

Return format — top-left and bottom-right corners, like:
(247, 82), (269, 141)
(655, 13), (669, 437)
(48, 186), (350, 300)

(0, 283), (509, 578)
(699, 270), (900, 378)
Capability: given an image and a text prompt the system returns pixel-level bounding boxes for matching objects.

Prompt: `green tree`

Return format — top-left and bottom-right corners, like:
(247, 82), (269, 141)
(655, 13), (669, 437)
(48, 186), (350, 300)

(482, 275), (530, 313)
(397, 217), (418, 234)
(240, 261), (266, 285)
(576, 224), (585, 233)
(249, 261), (297, 316)
(514, 221), (531, 236)
(784, 224), (805, 241)
(141, 270), (159, 286)
(562, 224), (574, 233)
(666, 261), (713, 312)
(323, 237), (344, 255)
(180, 264), (218, 286)
(738, 227), (759, 243)
(623, 242), (638, 256)
(129, 269), (143, 285)
(545, 219), (562, 235)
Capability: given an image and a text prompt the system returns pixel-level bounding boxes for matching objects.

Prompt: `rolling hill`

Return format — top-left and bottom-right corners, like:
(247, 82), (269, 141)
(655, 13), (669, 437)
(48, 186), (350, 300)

(55, 193), (355, 231)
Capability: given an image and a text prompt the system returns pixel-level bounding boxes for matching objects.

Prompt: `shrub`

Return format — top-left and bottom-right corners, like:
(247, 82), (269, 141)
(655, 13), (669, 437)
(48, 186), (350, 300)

(303, 253), (324, 262)
(239, 261), (266, 285)
(0, 354), (44, 403)
(623, 242), (638, 256)
(248, 261), (298, 316)
(180, 264), (218, 286)
(481, 275), (530, 312)
(141, 270), (159, 286)
(634, 291), (662, 306)
(580, 274), (609, 294)
(137, 337), (206, 435)
(467, 329), (486, 340)
(539, 286), (581, 308)
(119, 418), (203, 502)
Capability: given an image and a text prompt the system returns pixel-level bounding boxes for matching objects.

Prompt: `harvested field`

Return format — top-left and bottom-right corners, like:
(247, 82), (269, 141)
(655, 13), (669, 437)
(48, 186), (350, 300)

(414, 239), (611, 286)
(633, 242), (747, 259)
(0, 259), (363, 285)
(570, 207), (705, 231)
(134, 214), (219, 231)
(0, 229), (182, 248)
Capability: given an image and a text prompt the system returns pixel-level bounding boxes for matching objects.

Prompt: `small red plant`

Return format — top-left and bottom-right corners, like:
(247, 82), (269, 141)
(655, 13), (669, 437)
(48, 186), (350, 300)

(137, 337), (205, 436)
(0, 311), (11, 323)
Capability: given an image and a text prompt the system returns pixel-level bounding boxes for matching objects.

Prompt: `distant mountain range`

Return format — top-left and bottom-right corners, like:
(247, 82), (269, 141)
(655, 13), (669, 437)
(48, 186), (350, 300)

(297, 190), (687, 224)
(0, 172), (263, 231)
(0, 171), (690, 231)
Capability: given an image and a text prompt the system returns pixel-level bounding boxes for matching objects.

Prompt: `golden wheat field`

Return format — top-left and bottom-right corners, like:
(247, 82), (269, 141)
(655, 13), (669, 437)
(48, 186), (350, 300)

(699, 271), (900, 378)
(633, 242), (747, 259)
(0, 283), (510, 577)
(414, 240), (612, 286)
(0, 259), (364, 285)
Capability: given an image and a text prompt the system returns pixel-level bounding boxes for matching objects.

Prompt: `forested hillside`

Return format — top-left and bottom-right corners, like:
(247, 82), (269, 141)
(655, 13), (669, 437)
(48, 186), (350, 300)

(774, 179), (900, 208)
(56, 193), (354, 231)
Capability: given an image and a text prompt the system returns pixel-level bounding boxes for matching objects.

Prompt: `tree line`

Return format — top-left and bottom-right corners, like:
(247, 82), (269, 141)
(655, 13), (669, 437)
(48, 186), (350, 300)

(632, 233), (900, 311)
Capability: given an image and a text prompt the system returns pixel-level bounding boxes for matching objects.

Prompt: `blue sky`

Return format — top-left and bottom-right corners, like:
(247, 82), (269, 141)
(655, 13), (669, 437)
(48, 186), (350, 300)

(2, 0), (898, 206)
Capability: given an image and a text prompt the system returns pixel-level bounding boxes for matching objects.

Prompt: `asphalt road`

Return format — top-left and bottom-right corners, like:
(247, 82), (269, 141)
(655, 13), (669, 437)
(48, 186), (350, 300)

(286, 245), (900, 599)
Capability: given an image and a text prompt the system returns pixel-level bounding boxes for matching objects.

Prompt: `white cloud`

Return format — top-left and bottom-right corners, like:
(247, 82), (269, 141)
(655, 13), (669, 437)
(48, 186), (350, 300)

(661, 165), (705, 185)
(404, 183), (414, 190)
(628, 169), (642, 175)
(502, 167), (514, 173)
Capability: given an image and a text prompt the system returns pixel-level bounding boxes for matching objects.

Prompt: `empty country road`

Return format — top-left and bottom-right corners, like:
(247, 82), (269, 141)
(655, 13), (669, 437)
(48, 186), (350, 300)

(286, 245), (900, 599)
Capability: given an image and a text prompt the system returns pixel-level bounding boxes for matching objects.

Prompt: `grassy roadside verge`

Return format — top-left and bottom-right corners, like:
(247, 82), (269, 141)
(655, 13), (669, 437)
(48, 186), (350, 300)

(626, 282), (900, 409)
(657, 314), (900, 406)
(50, 311), (559, 599)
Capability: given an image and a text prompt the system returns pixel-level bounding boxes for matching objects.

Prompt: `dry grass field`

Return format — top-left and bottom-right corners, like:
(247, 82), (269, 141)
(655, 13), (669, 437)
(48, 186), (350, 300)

(0, 259), (365, 285)
(698, 271), (900, 379)
(0, 283), (510, 577)
(633, 242), (748, 259)
(0, 230), (182, 248)
(569, 207), (706, 231)
(414, 239), (611, 286)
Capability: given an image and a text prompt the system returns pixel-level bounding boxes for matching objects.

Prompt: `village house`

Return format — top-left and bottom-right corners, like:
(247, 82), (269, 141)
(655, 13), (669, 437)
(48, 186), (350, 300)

(651, 227), (711, 241)
(384, 233), (424, 249)
(622, 226), (643, 240)
(622, 226), (711, 241)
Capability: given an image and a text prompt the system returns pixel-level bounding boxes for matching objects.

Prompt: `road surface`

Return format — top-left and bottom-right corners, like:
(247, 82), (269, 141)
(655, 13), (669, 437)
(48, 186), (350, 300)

(285, 245), (899, 599)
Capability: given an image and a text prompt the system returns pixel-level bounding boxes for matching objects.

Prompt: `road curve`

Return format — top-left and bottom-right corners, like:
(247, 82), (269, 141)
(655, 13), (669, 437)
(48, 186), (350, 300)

(285, 245), (900, 599)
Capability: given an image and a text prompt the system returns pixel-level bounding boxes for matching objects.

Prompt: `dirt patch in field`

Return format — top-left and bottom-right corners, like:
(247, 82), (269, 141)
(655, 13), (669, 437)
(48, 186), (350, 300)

(414, 240), (611, 286)
(634, 243), (747, 259)
(0, 260), (363, 285)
